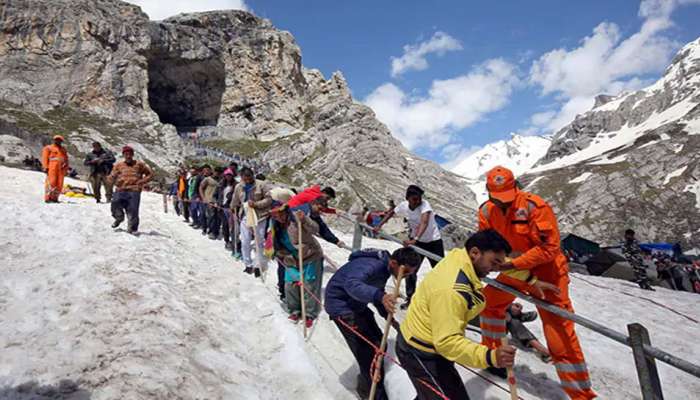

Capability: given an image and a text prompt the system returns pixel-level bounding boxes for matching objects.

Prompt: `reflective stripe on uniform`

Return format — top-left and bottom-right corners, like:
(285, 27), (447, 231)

(560, 378), (592, 391)
(480, 203), (489, 220)
(480, 316), (506, 326)
(481, 329), (506, 339)
(555, 362), (590, 373)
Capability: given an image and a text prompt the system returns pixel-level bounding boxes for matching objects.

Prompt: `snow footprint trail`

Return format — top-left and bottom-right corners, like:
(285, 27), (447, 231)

(0, 167), (343, 399)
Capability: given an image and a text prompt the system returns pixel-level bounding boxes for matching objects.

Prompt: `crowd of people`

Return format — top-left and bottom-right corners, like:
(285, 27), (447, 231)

(163, 163), (596, 400)
(40, 136), (612, 399)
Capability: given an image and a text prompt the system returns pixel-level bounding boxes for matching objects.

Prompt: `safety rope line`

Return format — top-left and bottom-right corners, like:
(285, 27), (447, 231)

(293, 281), (526, 400)
(173, 196), (526, 398)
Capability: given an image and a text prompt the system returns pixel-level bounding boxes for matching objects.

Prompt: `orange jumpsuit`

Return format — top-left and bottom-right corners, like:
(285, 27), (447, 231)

(478, 191), (596, 399)
(41, 144), (69, 202)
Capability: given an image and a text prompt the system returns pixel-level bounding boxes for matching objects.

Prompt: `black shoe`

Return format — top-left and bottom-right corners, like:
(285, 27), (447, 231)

(112, 220), (123, 228)
(486, 366), (507, 379)
(192, 225), (200, 229)
(95, 199), (101, 203)
(244, 267), (253, 274)
(254, 268), (261, 278)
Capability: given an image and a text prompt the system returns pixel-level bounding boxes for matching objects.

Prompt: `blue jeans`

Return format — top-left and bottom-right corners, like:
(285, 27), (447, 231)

(111, 191), (142, 231)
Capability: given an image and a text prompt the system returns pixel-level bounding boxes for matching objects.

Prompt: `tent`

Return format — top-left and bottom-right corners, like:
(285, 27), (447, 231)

(639, 243), (674, 255)
(561, 233), (600, 257)
(434, 214), (452, 230)
(584, 249), (626, 276)
(585, 248), (658, 281)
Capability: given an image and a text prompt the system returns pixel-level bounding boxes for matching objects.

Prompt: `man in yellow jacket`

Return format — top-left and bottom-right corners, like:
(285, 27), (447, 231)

(396, 229), (517, 400)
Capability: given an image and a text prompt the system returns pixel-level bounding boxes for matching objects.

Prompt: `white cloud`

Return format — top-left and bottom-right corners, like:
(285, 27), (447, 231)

(525, 0), (698, 134)
(365, 59), (519, 150)
(391, 32), (463, 77)
(440, 144), (481, 170)
(126, 0), (247, 21)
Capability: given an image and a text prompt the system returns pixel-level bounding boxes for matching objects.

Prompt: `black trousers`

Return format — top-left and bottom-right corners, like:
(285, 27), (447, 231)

(333, 310), (388, 400)
(396, 331), (469, 400)
(277, 261), (286, 297)
(406, 239), (445, 301)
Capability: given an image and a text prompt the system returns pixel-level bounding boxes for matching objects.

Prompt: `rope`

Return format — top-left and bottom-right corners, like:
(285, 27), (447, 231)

(172, 198), (526, 399)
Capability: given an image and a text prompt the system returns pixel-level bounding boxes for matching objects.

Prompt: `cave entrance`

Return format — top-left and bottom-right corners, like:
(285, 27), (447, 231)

(147, 55), (225, 129)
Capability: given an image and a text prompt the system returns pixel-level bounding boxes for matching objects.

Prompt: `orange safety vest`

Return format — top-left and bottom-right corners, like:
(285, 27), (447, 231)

(41, 144), (69, 172)
(478, 191), (568, 280)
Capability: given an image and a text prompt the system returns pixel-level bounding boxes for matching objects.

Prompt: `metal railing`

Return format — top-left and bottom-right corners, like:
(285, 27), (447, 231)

(341, 213), (700, 400)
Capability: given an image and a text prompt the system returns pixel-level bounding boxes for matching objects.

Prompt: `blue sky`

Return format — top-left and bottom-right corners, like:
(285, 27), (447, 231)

(130, 0), (700, 167)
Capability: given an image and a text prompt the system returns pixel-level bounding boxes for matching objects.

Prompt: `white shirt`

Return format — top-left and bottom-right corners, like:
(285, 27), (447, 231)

(394, 200), (441, 243)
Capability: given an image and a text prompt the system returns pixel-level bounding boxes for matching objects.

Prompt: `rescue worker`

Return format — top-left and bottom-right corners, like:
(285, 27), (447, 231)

(622, 229), (654, 290)
(41, 135), (69, 203)
(108, 146), (153, 234)
(83, 141), (116, 203)
(478, 165), (597, 399)
(325, 247), (422, 400)
(396, 229), (518, 400)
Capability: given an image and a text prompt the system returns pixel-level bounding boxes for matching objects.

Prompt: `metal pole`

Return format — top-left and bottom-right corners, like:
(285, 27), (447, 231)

(628, 323), (664, 400)
(336, 214), (700, 380)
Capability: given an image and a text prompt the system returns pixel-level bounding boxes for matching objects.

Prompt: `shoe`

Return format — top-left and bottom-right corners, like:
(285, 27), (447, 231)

(112, 220), (123, 228)
(279, 293), (285, 302)
(208, 233), (217, 240)
(288, 314), (300, 324)
(305, 318), (314, 329)
(192, 224), (200, 229)
(486, 367), (507, 379)
(127, 229), (138, 235)
(225, 242), (233, 250)
(232, 252), (242, 260)
(95, 199), (101, 203)
(244, 267), (253, 274)
(254, 268), (261, 278)
(201, 230), (207, 236)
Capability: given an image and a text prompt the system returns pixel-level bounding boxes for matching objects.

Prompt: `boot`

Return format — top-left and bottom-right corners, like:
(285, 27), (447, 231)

(254, 268), (261, 278)
(112, 219), (123, 228)
(244, 267), (253, 274)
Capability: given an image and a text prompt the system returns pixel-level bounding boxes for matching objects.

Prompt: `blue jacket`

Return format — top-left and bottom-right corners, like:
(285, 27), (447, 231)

(324, 249), (391, 318)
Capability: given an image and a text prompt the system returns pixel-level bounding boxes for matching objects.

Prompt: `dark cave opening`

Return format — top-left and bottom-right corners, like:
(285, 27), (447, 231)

(147, 55), (225, 129)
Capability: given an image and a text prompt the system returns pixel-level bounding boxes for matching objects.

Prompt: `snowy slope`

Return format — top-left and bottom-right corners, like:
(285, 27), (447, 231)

(451, 134), (551, 203)
(1, 166), (699, 400)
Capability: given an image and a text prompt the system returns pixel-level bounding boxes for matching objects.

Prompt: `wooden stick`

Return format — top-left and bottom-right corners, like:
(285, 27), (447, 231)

(298, 216), (307, 338)
(369, 266), (405, 400)
(501, 337), (518, 400)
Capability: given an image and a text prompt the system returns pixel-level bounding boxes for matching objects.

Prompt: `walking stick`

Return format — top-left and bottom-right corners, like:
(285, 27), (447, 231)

(297, 215), (307, 338)
(369, 265), (405, 400)
(501, 337), (519, 400)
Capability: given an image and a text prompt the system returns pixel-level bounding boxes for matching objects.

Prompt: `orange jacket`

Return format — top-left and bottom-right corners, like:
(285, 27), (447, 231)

(41, 144), (69, 173)
(478, 191), (568, 280)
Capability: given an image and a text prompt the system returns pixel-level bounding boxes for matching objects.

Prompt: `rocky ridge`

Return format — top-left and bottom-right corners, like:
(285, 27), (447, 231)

(0, 0), (477, 225)
(524, 38), (700, 249)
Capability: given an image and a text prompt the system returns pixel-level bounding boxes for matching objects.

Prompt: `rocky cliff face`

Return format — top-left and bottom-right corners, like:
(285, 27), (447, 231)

(0, 0), (477, 225)
(524, 38), (700, 249)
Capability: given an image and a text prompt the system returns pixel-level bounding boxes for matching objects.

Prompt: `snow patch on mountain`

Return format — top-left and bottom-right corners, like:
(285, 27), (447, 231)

(451, 134), (551, 202)
(569, 172), (593, 184)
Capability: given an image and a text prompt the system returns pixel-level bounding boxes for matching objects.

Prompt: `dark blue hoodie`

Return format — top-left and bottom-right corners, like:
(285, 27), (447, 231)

(324, 249), (392, 318)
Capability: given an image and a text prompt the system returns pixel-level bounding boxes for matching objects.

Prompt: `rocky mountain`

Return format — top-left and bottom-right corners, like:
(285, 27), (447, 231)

(451, 134), (551, 203)
(0, 0), (477, 226)
(523, 38), (700, 249)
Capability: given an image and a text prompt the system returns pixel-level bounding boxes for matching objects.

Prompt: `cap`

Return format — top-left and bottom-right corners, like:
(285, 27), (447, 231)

(122, 145), (134, 154)
(53, 135), (65, 142)
(485, 166), (517, 203)
(223, 169), (234, 176)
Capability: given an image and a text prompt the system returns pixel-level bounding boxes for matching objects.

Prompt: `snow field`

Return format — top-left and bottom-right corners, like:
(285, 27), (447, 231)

(1, 166), (699, 400)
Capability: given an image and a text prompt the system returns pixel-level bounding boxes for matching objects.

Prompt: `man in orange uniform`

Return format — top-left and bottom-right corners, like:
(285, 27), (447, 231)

(41, 135), (69, 203)
(478, 166), (596, 400)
